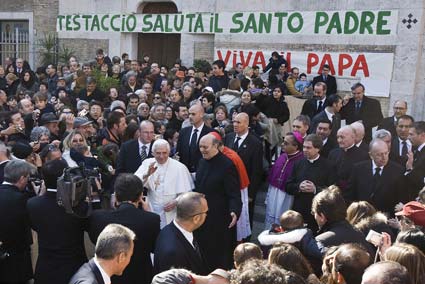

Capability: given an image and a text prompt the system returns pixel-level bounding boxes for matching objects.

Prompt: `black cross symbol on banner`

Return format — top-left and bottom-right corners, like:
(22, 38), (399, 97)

(402, 14), (418, 29)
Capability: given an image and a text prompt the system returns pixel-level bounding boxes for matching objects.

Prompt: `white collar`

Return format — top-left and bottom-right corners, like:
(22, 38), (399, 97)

(192, 123), (204, 133)
(47, 188), (57, 192)
(94, 257), (111, 284)
(173, 220), (194, 247)
(324, 108), (334, 121)
(398, 137), (411, 146)
(0, 159), (10, 166)
(356, 141), (363, 147)
(418, 143), (425, 152)
(2, 181), (13, 186)
(235, 131), (249, 141)
(345, 144), (356, 151)
(138, 140), (151, 148)
(323, 138), (328, 145)
(372, 160), (384, 173)
(318, 97), (326, 103)
(308, 154), (320, 163)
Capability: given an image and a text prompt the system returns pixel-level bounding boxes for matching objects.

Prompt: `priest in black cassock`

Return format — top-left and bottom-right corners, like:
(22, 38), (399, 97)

(286, 134), (335, 232)
(194, 134), (242, 271)
(328, 125), (370, 191)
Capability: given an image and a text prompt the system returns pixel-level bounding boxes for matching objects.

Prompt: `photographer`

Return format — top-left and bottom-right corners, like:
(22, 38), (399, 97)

(1, 110), (29, 144)
(27, 160), (88, 284)
(0, 160), (36, 284)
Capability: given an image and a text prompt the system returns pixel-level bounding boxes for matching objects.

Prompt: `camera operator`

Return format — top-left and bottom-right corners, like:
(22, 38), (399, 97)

(27, 160), (88, 284)
(0, 160), (36, 284)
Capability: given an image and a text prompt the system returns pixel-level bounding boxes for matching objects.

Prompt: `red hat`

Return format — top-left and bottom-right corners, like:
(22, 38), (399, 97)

(210, 131), (222, 141)
(396, 201), (425, 227)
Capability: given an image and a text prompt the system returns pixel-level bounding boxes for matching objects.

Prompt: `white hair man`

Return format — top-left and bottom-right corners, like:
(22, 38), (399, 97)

(135, 139), (194, 228)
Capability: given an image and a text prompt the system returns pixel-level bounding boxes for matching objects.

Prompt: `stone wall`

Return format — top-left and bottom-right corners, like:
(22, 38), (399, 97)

(0, 0), (34, 12)
(59, 38), (109, 64)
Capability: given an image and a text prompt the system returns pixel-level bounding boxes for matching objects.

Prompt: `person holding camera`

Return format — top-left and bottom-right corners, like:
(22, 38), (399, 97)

(0, 160), (36, 284)
(26, 160), (88, 284)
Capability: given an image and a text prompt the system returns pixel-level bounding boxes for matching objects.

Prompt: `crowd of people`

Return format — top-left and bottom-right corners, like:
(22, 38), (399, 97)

(0, 48), (424, 284)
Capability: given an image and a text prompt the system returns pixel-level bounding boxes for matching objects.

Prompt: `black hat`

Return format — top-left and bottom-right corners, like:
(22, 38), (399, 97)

(39, 113), (60, 125)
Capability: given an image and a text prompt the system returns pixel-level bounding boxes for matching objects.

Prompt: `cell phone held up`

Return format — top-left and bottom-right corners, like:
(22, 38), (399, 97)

(366, 229), (383, 247)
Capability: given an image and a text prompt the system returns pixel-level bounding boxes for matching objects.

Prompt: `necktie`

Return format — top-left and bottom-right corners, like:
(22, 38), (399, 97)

(233, 136), (241, 150)
(140, 145), (147, 161)
(192, 239), (202, 259)
(189, 129), (198, 151)
(371, 167), (382, 198)
(355, 102), (361, 114)
(331, 115), (336, 129)
(401, 141), (408, 157)
(374, 167), (381, 177)
(323, 75), (327, 81)
(318, 100), (323, 112)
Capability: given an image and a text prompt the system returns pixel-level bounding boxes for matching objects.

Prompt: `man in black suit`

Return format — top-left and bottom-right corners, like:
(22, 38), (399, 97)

(286, 134), (335, 232)
(70, 224), (135, 284)
(0, 160), (35, 284)
(89, 174), (160, 284)
(340, 83), (383, 143)
(378, 100), (408, 138)
(27, 160), (87, 284)
(0, 142), (10, 184)
(195, 134), (242, 271)
(117, 120), (154, 174)
(312, 64), (337, 96)
(176, 103), (212, 173)
(390, 115), (414, 168)
(301, 82), (329, 120)
(346, 139), (405, 214)
(224, 112), (263, 228)
(405, 121), (425, 199)
(351, 121), (369, 153)
(315, 119), (338, 158)
(154, 192), (209, 275)
(310, 94), (342, 141)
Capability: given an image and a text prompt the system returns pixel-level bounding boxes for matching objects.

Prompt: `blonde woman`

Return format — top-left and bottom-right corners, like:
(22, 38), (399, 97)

(62, 130), (88, 167)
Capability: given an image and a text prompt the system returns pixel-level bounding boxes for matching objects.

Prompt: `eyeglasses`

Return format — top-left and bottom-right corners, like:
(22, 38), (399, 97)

(154, 96), (161, 99)
(72, 139), (84, 143)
